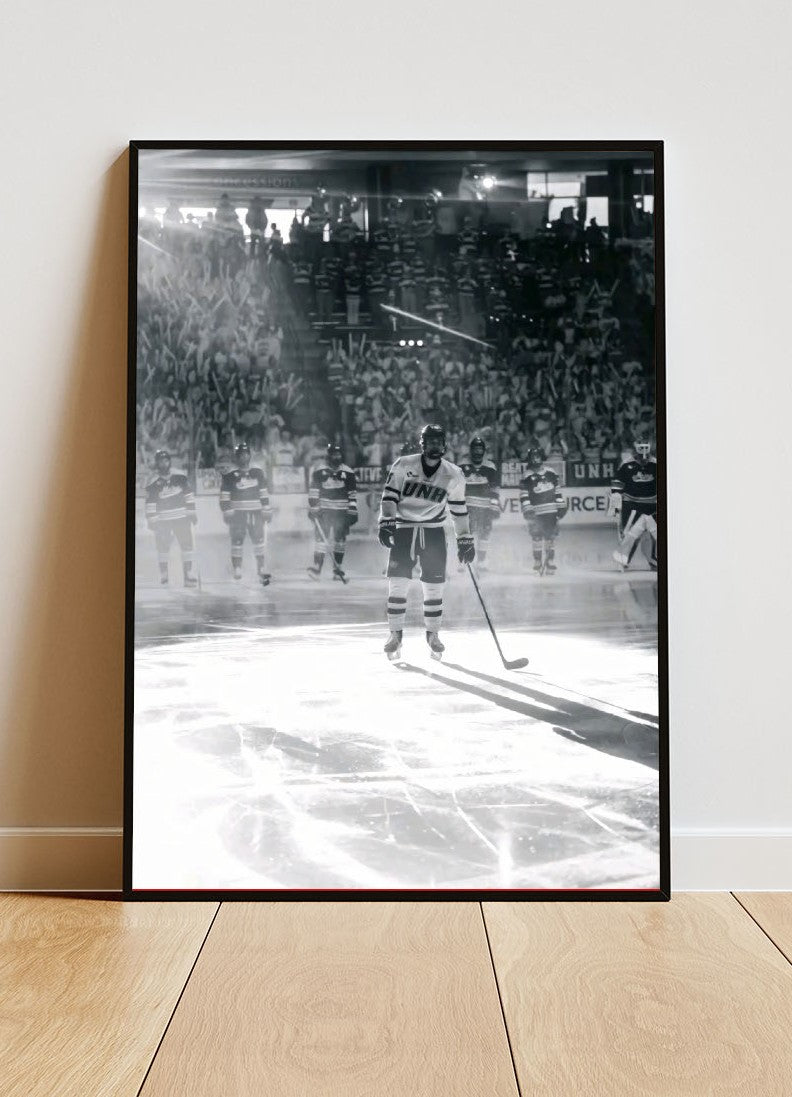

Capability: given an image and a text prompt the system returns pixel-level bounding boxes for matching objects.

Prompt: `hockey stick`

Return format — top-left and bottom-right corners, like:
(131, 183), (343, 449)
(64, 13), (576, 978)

(311, 514), (349, 584)
(466, 564), (529, 669)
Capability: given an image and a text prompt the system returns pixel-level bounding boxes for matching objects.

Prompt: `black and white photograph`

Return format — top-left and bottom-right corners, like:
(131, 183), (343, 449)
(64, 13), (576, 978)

(127, 142), (667, 897)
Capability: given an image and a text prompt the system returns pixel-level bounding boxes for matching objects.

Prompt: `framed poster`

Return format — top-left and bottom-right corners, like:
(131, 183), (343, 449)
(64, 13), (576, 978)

(124, 141), (668, 899)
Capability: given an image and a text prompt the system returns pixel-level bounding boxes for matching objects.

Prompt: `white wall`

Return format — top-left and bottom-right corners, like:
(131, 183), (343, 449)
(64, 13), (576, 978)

(1, 0), (790, 890)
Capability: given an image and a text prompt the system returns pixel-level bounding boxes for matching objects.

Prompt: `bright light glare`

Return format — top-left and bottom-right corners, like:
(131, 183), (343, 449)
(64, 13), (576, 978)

(482, 175), (496, 190)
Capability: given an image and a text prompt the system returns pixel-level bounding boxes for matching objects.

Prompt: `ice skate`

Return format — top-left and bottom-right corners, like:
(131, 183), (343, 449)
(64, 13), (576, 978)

(613, 549), (629, 571)
(232, 564), (242, 580)
(426, 631), (445, 661)
(544, 561), (557, 575)
(160, 573), (169, 586)
(384, 630), (403, 661)
(258, 571), (271, 587)
(332, 568), (346, 582)
(183, 574), (198, 589)
(306, 565), (322, 581)
(532, 560), (543, 575)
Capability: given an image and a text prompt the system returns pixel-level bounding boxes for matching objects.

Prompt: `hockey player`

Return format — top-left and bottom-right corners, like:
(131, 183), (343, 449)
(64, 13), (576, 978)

(307, 443), (358, 581)
(519, 448), (565, 574)
(609, 439), (658, 571)
(459, 435), (500, 570)
(378, 423), (474, 660)
(219, 442), (273, 585)
(145, 450), (198, 587)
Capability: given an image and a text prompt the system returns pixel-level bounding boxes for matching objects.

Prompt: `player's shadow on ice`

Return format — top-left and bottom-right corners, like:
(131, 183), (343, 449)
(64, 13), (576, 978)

(397, 662), (658, 771)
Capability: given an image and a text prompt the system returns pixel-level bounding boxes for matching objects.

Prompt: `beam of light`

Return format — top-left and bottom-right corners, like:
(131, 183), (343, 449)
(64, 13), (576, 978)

(138, 235), (173, 256)
(380, 304), (494, 349)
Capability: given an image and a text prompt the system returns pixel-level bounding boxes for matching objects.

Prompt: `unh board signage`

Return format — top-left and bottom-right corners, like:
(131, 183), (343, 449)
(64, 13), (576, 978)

(565, 459), (617, 487)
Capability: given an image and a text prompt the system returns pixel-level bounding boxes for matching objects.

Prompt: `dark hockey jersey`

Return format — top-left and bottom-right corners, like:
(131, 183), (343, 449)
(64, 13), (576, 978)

(519, 467), (564, 517)
(460, 461), (500, 515)
(308, 464), (358, 515)
(145, 473), (195, 522)
(219, 467), (272, 515)
(611, 458), (657, 505)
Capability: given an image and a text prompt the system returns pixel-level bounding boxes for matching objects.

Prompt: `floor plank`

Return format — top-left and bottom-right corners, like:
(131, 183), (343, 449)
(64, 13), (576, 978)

(484, 894), (792, 1096)
(0, 895), (217, 1097)
(139, 901), (518, 1097)
(735, 893), (792, 964)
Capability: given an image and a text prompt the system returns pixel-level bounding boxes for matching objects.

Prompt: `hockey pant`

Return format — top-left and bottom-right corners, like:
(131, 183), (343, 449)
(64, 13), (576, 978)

(155, 517), (195, 568)
(386, 525), (446, 633)
(528, 513), (558, 564)
(469, 507), (494, 562)
(229, 511), (267, 567)
(313, 511), (350, 555)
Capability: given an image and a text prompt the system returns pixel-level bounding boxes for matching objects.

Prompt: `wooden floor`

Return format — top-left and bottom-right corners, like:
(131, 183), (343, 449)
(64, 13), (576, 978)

(1, 894), (790, 1096)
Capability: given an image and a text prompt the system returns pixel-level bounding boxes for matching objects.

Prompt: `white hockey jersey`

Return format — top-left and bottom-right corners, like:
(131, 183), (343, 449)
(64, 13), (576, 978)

(379, 454), (470, 533)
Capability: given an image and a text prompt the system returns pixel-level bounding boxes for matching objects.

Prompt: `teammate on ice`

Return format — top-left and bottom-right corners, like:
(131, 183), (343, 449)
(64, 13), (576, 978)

(609, 439), (658, 571)
(145, 449), (198, 587)
(459, 435), (500, 570)
(307, 443), (358, 581)
(219, 442), (273, 585)
(519, 448), (565, 575)
(378, 424), (474, 661)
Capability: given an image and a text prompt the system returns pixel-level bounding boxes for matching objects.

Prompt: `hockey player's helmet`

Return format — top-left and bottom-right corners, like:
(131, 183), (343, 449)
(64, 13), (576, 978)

(154, 449), (171, 473)
(469, 435), (486, 464)
(420, 424), (447, 459)
(235, 441), (251, 467)
(633, 439), (651, 461)
(327, 442), (343, 468)
(526, 446), (545, 469)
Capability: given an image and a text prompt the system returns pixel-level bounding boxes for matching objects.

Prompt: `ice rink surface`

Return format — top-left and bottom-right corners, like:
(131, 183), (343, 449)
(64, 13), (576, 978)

(132, 526), (660, 892)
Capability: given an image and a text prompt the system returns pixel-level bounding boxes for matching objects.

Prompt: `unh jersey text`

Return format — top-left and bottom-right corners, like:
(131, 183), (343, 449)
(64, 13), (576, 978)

(380, 454), (469, 530)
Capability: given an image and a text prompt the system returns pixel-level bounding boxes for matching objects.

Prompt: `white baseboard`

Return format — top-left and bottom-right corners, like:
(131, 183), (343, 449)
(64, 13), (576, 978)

(0, 827), (123, 892)
(1, 828), (790, 893)
(671, 832), (792, 891)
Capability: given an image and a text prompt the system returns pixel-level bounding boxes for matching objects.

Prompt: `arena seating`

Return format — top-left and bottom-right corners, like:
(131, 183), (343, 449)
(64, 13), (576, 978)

(136, 199), (655, 481)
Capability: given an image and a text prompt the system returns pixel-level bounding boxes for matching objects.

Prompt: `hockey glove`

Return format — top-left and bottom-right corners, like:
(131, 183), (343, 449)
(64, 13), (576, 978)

(378, 518), (396, 548)
(346, 511), (358, 530)
(607, 493), (622, 518)
(457, 534), (476, 564)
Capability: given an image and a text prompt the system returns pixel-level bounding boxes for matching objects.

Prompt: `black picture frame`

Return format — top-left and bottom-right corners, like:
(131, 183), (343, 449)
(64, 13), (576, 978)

(124, 140), (669, 901)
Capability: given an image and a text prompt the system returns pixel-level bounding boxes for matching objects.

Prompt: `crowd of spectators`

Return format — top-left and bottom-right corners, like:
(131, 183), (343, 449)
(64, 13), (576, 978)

(136, 238), (303, 477)
(136, 188), (656, 486)
(295, 195), (656, 469)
